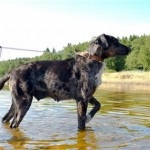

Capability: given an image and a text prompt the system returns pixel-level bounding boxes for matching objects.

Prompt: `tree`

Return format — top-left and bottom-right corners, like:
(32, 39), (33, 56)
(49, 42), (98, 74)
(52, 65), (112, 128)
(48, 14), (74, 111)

(52, 48), (56, 53)
(126, 35), (150, 70)
(45, 48), (50, 52)
(105, 56), (126, 71)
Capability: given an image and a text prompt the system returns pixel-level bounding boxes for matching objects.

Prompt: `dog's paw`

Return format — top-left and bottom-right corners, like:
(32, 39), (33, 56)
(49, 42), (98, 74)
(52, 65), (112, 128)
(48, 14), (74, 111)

(85, 114), (92, 123)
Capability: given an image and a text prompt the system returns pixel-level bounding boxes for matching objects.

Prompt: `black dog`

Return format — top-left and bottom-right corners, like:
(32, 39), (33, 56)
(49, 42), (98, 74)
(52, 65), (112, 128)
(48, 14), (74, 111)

(0, 34), (130, 129)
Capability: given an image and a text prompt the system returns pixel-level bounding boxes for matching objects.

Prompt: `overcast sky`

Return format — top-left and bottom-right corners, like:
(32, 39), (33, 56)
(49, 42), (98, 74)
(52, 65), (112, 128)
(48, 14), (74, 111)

(0, 0), (150, 60)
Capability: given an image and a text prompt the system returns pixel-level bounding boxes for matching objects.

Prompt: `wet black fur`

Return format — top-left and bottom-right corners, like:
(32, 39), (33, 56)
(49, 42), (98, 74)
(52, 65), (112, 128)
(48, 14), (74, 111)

(0, 34), (130, 129)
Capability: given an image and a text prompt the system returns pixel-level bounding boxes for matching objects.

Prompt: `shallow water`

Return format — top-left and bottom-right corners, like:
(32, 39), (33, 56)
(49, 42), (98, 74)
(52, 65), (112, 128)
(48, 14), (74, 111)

(0, 87), (150, 150)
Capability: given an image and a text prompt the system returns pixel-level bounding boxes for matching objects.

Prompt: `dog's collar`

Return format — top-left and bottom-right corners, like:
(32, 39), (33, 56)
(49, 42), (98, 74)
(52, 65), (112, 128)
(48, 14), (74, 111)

(78, 52), (104, 62)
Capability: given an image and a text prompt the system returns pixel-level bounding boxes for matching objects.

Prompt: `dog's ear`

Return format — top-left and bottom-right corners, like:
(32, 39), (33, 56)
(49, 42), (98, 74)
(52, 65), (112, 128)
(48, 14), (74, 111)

(99, 34), (109, 48)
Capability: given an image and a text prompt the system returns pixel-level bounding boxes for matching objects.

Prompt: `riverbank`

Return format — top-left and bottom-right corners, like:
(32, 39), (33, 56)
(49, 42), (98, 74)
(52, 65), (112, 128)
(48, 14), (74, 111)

(100, 71), (150, 92)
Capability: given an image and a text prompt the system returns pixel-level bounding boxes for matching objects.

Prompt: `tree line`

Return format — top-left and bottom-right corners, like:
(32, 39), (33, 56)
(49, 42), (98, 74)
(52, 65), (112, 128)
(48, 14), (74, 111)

(0, 34), (150, 76)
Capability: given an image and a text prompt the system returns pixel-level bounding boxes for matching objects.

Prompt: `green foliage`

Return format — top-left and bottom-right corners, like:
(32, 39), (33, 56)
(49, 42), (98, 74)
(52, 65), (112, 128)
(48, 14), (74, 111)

(62, 42), (89, 59)
(105, 56), (126, 71)
(0, 58), (31, 76)
(126, 35), (150, 71)
(0, 34), (150, 77)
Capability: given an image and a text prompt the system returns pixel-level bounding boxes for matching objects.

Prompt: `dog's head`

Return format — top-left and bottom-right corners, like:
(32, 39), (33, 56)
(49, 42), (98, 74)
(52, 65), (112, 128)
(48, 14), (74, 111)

(87, 34), (130, 60)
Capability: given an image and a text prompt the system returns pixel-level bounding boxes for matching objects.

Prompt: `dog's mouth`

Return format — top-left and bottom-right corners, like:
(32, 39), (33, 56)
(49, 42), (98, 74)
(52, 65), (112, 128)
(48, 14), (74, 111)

(113, 44), (131, 56)
(120, 46), (131, 55)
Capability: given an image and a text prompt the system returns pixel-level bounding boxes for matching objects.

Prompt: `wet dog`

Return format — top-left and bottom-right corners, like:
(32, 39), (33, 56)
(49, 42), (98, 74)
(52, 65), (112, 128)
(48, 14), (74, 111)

(0, 34), (130, 129)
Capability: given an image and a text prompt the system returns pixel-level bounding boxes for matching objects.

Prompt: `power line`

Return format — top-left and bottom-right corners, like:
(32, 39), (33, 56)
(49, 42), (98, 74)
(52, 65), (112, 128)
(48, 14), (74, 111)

(0, 46), (76, 59)
(1, 46), (44, 53)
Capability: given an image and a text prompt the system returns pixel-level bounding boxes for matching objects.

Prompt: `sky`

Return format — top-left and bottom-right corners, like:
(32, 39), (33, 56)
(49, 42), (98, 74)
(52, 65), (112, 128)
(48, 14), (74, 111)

(0, 0), (150, 60)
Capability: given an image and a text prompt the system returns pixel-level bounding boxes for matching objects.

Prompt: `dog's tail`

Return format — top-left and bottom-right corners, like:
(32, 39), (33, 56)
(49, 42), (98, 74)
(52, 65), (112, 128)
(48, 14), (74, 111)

(0, 74), (10, 90)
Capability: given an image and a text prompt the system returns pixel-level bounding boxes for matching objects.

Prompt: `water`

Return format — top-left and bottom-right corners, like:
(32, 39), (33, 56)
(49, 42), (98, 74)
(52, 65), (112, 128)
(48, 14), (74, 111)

(0, 86), (150, 150)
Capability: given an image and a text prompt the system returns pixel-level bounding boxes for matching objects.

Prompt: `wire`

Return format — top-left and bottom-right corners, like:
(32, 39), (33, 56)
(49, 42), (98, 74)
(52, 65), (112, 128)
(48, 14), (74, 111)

(0, 46), (76, 59)
(1, 46), (44, 52)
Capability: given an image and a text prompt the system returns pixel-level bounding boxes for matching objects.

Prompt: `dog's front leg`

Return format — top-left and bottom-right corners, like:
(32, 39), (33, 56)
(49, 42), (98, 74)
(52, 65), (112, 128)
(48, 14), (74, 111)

(86, 97), (101, 123)
(76, 100), (88, 130)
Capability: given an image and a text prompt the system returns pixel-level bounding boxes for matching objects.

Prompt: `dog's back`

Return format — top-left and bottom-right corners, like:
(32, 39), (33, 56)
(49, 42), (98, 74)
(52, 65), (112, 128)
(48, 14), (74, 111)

(4, 56), (103, 102)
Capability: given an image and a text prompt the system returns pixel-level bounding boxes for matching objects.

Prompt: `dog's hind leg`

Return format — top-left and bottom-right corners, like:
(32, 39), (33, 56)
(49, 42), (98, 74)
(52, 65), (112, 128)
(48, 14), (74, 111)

(76, 100), (88, 130)
(86, 97), (101, 123)
(10, 95), (33, 128)
(2, 100), (15, 123)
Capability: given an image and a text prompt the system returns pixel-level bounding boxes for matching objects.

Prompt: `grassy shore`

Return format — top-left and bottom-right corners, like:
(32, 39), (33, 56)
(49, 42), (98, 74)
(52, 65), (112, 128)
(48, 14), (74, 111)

(100, 71), (150, 92)
(102, 71), (150, 83)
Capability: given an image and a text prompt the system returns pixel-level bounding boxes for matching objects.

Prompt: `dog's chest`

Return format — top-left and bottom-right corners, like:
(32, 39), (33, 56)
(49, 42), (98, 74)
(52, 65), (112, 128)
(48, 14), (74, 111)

(94, 62), (106, 87)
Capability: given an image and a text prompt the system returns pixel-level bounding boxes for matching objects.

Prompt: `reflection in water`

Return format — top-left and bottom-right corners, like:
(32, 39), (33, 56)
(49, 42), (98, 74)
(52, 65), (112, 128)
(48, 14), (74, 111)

(76, 128), (97, 150)
(28, 128), (97, 149)
(3, 124), (30, 150)
(0, 86), (150, 149)
(3, 124), (97, 149)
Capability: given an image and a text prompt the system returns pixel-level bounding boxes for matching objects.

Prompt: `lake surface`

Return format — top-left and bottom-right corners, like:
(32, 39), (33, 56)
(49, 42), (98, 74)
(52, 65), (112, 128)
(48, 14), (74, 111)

(0, 86), (150, 150)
